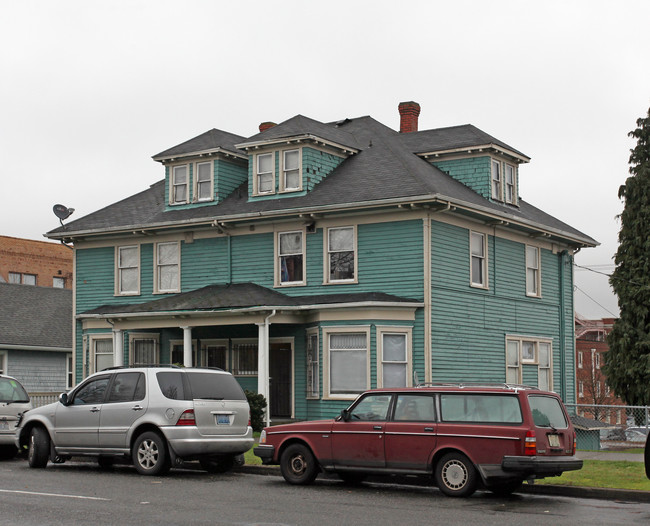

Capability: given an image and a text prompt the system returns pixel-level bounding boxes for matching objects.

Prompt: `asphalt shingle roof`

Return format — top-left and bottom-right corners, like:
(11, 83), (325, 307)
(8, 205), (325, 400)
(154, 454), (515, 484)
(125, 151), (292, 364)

(46, 114), (596, 246)
(80, 282), (420, 316)
(0, 283), (72, 349)
(153, 128), (247, 159)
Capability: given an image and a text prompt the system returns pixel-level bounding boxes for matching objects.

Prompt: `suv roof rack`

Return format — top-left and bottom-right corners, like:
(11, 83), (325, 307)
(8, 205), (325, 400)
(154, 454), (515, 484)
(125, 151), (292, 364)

(101, 364), (184, 371)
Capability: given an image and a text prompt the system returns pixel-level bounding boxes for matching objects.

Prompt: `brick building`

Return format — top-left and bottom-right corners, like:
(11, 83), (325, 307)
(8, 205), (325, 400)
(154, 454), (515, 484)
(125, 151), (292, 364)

(0, 235), (73, 289)
(575, 315), (625, 425)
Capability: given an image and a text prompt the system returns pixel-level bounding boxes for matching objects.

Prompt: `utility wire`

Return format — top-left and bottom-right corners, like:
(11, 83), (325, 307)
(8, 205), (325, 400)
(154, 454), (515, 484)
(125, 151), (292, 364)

(574, 284), (619, 318)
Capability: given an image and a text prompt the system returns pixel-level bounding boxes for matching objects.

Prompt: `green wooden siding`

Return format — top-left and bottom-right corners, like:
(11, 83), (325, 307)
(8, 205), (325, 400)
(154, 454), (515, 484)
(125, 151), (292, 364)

(302, 147), (344, 192)
(215, 159), (247, 204)
(432, 157), (491, 201)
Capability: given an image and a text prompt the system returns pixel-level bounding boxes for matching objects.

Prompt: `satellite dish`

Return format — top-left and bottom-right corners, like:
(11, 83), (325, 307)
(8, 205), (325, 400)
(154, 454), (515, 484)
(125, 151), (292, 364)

(53, 204), (75, 225)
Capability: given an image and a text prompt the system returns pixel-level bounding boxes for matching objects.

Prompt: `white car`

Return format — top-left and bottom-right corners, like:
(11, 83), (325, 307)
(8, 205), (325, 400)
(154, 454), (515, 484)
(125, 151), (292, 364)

(0, 374), (32, 459)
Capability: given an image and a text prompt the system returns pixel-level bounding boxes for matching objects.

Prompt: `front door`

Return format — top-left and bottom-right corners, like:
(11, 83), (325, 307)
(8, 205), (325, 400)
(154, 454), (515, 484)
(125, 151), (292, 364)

(270, 343), (291, 418)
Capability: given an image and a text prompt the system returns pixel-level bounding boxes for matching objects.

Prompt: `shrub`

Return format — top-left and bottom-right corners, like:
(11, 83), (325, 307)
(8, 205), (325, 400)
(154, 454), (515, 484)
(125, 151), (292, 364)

(245, 390), (267, 432)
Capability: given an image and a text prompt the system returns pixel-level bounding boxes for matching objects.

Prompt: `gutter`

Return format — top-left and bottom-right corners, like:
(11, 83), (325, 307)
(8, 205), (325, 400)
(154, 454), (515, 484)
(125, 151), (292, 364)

(0, 344), (72, 352)
(46, 193), (598, 248)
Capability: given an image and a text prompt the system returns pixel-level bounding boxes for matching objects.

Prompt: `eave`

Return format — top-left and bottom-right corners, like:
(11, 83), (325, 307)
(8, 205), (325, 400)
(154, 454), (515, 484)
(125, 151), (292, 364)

(417, 143), (531, 164)
(235, 134), (359, 156)
(152, 147), (247, 163)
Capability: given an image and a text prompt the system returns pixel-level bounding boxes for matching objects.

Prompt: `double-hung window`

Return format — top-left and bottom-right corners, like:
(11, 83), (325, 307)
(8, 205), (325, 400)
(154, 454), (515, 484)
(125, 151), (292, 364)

(491, 159), (502, 200)
(117, 245), (139, 295)
(378, 329), (410, 388)
(195, 161), (213, 201)
(155, 241), (180, 293)
(470, 231), (487, 288)
(282, 149), (301, 191)
(306, 331), (319, 399)
(202, 339), (228, 370)
(505, 163), (516, 204)
(278, 231), (304, 285)
(526, 245), (541, 297)
(326, 329), (368, 397)
(506, 337), (552, 390)
(327, 226), (356, 282)
(170, 340), (198, 367)
(130, 334), (159, 365)
(256, 153), (274, 194)
(232, 340), (258, 375)
(172, 165), (189, 204)
(92, 337), (113, 373)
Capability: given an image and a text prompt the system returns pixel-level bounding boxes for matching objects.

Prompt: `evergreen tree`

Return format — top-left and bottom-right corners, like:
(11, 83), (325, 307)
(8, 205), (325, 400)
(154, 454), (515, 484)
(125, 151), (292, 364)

(604, 107), (650, 407)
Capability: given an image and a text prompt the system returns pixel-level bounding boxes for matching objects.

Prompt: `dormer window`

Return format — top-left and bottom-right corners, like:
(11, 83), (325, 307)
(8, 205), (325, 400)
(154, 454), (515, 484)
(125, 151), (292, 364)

(282, 149), (301, 191)
(256, 153), (274, 194)
(172, 165), (189, 204)
(195, 162), (213, 201)
(505, 163), (516, 204)
(491, 160), (502, 201)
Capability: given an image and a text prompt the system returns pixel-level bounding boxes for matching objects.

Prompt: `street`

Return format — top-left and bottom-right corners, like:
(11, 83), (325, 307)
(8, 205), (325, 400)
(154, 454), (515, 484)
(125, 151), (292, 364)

(1, 458), (649, 526)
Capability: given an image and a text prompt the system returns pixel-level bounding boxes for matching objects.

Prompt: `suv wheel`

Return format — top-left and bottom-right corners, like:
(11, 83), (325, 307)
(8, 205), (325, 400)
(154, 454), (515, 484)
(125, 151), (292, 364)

(280, 443), (318, 485)
(435, 452), (478, 498)
(200, 455), (235, 474)
(28, 427), (50, 468)
(132, 431), (170, 476)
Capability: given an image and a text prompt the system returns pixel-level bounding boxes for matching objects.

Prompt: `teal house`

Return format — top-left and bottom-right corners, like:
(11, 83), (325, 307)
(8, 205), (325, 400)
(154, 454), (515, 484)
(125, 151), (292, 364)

(47, 102), (597, 423)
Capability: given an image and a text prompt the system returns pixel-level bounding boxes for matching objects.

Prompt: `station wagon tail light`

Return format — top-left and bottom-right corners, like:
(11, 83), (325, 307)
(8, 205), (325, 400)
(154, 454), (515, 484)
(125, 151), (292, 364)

(176, 409), (196, 426)
(524, 430), (536, 456)
(573, 431), (577, 455)
(259, 430), (266, 444)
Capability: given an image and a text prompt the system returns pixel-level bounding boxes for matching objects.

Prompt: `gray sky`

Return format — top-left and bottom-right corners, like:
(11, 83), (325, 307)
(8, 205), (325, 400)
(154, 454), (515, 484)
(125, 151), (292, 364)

(2, 0), (649, 319)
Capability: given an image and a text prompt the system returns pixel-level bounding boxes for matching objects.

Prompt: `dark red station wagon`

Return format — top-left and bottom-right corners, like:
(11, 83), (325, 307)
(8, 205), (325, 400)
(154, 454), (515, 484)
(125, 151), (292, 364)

(254, 383), (583, 497)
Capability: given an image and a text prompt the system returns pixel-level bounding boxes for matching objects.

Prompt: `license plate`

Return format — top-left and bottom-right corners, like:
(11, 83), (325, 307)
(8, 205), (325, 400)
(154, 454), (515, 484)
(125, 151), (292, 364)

(216, 415), (230, 425)
(548, 434), (560, 447)
(0, 420), (9, 430)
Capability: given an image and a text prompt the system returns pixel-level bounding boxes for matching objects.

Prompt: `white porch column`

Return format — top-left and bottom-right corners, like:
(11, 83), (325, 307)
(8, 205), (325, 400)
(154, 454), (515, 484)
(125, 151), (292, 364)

(112, 328), (124, 367)
(181, 326), (192, 367)
(257, 310), (276, 428)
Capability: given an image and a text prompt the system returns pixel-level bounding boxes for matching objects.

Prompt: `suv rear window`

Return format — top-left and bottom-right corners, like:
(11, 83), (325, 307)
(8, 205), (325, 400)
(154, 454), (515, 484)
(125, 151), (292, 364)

(528, 394), (568, 429)
(157, 371), (246, 401)
(440, 394), (522, 424)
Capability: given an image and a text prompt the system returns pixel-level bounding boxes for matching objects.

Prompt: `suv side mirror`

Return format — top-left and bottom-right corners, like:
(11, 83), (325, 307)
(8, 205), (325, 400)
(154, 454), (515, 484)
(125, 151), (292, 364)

(59, 393), (69, 406)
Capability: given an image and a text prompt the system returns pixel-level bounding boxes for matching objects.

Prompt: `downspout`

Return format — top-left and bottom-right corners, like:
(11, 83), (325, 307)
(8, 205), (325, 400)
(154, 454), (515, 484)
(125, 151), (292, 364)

(558, 250), (567, 401)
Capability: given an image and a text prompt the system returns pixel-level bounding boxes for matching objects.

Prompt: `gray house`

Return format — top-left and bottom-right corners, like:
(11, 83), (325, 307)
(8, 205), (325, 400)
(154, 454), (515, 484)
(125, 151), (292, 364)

(0, 283), (72, 402)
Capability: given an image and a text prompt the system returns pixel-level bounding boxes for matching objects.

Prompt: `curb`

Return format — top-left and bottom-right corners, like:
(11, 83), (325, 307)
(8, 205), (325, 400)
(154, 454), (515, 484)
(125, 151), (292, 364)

(234, 464), (650, 503)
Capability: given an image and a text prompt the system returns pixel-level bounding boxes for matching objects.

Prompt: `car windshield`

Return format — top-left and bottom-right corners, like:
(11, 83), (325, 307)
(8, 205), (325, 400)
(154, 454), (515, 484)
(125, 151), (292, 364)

(528, 395), (568, 429)
(0, 377), (30, 403)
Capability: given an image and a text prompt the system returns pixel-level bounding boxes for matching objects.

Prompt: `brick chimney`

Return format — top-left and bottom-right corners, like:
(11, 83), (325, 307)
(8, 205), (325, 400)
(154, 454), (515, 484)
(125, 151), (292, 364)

(398, 101), (421, 133)
(259, 121), (277, 133)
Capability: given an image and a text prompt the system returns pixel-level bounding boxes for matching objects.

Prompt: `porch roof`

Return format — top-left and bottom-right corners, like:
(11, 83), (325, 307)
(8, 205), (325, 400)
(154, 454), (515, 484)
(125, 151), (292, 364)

(78, 282), (422, 319)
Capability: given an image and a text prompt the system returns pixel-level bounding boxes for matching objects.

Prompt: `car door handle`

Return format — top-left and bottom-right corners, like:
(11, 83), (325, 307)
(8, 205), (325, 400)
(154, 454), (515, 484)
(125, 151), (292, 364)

(424, 427), (434, 432)
(90, 407), (100, 413)
(373, 425), (383, 430)
(131, 405), (144, 411)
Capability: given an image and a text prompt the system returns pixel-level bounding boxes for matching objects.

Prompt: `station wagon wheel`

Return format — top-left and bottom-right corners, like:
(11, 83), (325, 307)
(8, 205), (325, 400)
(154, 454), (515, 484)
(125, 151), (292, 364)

(280, 444), (319, 485)
(435, 452), (478, 498)
(28, 427), (50, 468)
(132, 431), (171, 476)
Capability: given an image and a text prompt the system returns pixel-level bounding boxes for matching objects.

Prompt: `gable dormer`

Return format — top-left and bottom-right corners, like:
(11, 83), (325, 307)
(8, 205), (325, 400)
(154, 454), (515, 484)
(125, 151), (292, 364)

(235, 115), (360, 201)
(153, 129), (248, 211)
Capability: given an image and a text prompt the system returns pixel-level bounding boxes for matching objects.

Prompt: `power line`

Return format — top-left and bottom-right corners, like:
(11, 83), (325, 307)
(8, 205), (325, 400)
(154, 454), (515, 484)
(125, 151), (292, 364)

(574, 284), (618, 318)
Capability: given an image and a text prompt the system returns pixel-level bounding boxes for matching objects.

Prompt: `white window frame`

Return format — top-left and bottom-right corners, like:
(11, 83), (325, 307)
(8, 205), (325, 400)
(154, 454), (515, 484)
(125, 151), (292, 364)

(170, 339), (198, 367)
(116, 245), (140, 296)
(171, 164), (190, 205)
(154, 241), (180, 293)
(594, 350), (600, 369)
(280, 148), (302, 192)
(306, 329), (319, 399)
(578, 380), (584, 398)
(325, 225), (357, 284)
(232, 339), (258, 376)
(470, 231), (488, 289)
(8, 272), (37, 285)
(194, 161), (214, 202)
(323, 326), (370, 400)
(377, 326), (412, 388)
(525, 245), (541, 297)
(89, 334), (113, 373)
(255, 152), (275, 195)
(505, 336), (553, 391)
(505, 163), (516, 204)
(491, 159), (502, 201)
(201, 339), (229, 370)
(53, 276), (66, 288)
(129, 333), (160, 365)
(66, 353), (74, 389)
(0, 351), (6, 374)
(276, 230), (306, 287)
(578, 351), (583, 369)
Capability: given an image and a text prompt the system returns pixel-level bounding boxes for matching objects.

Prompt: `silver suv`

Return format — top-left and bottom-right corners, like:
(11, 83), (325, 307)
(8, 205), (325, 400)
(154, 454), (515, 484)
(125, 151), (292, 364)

(1, 374), (32, 459)
(15, 366), (253, 475)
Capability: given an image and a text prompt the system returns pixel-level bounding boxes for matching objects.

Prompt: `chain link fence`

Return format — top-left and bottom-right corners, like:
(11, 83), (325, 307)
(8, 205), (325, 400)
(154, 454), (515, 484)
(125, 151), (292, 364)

(565, 403), (650, 450)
